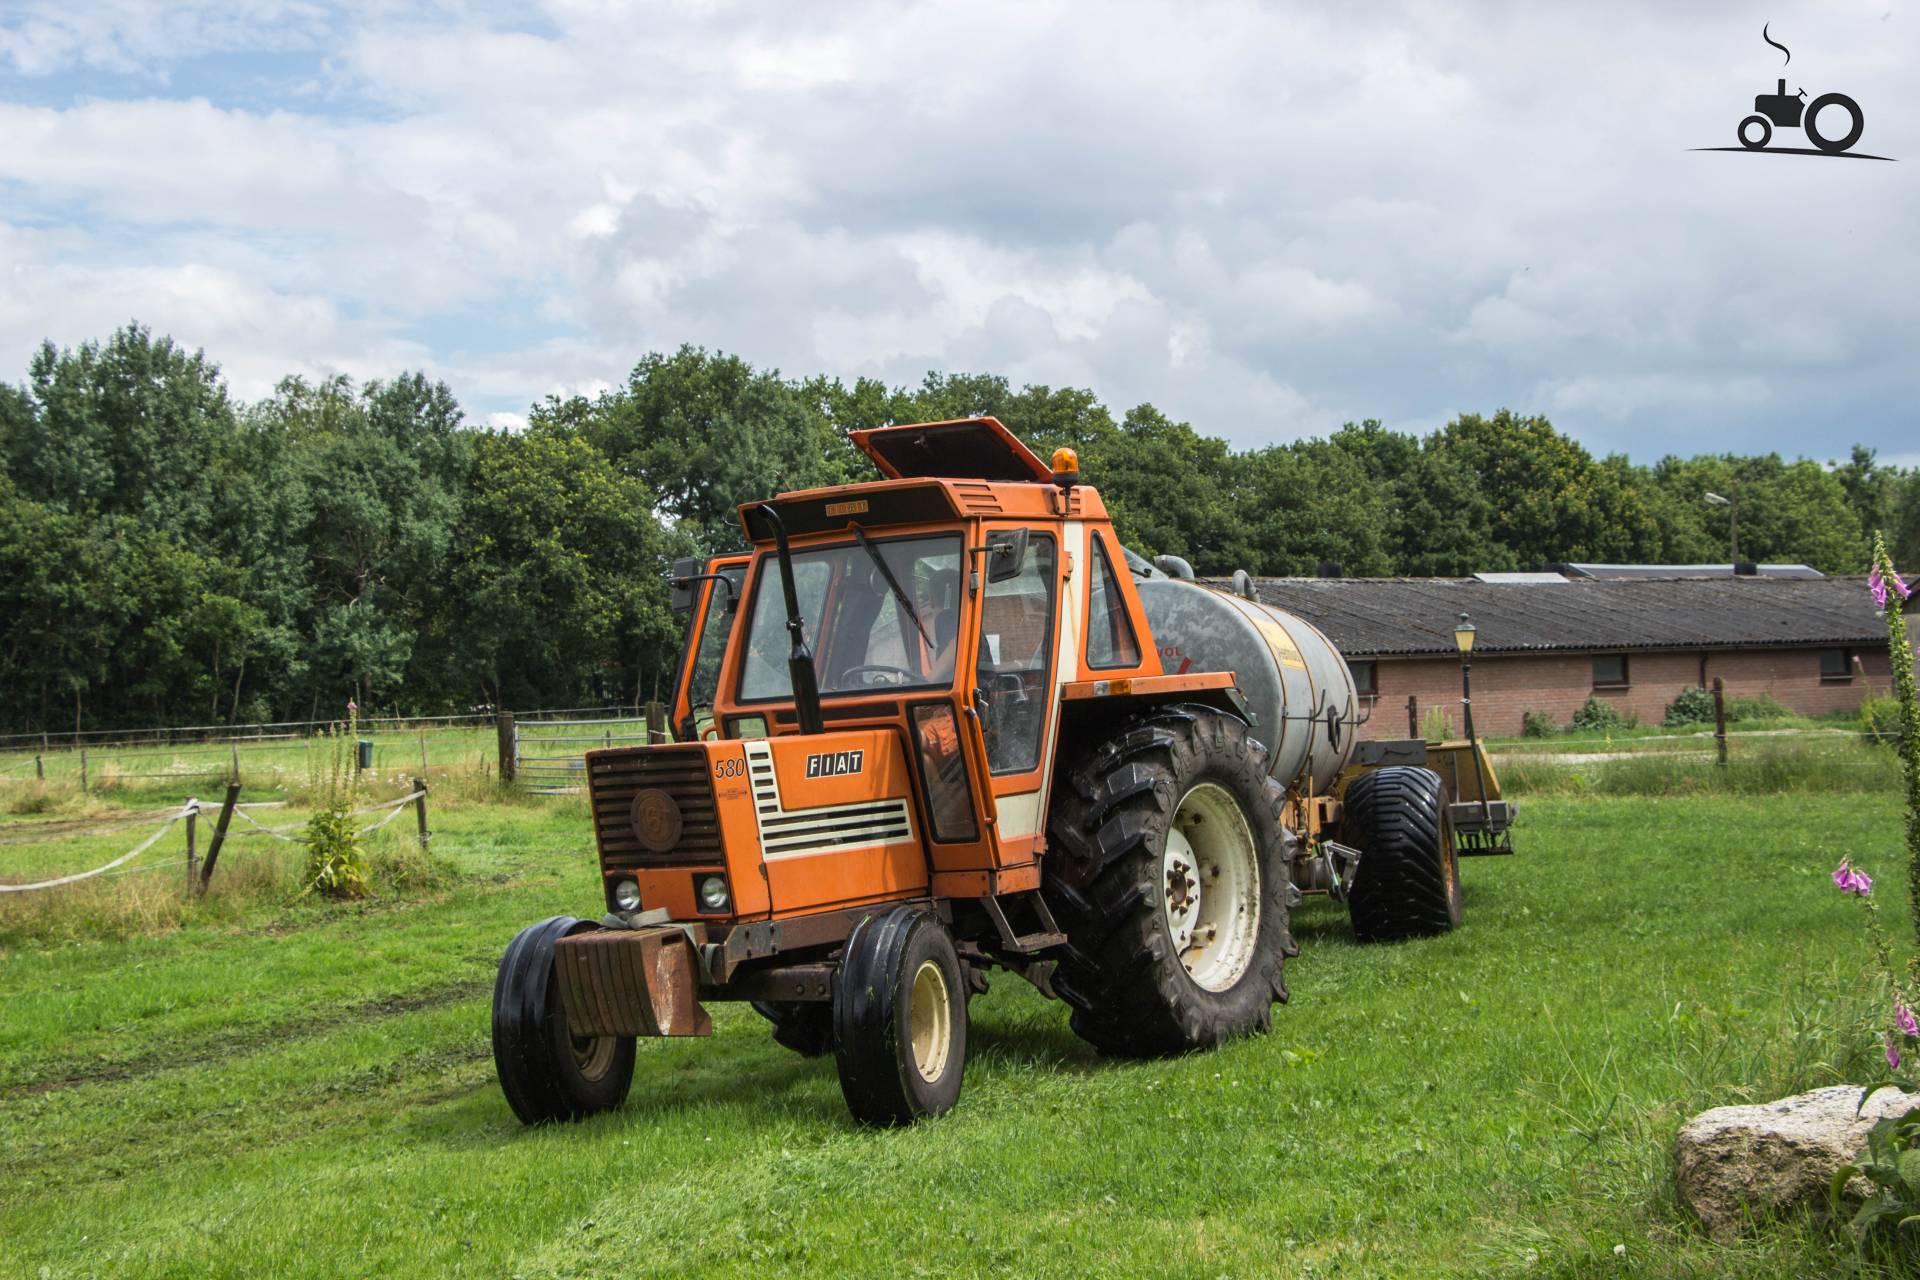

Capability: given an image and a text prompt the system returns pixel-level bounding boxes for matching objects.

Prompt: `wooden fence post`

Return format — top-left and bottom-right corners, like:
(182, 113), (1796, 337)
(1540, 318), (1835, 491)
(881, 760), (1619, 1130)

(79, 747), (88, 793)
(197, 781), (242, 896)
(185, 801), (199, 893)
(34, 754), (43, 780)
(1406, 694), (1419, 738)
(413, 777), (430, 850)
(646, 700), (666, 744)
(1712, 677), (1728, 767)
(496, 712), (516, 785)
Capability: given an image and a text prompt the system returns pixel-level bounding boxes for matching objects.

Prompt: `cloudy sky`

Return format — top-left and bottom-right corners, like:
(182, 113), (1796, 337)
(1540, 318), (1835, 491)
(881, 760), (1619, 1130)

(1, 1), (1915, 463)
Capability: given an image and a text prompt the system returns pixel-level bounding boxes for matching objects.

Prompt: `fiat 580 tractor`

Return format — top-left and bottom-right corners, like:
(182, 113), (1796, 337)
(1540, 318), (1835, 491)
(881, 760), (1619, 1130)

(491, 418), (1513, 1125)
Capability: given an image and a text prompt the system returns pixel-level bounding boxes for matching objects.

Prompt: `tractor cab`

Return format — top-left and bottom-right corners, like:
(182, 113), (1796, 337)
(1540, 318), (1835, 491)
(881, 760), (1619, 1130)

(632, 418), (1188, 930)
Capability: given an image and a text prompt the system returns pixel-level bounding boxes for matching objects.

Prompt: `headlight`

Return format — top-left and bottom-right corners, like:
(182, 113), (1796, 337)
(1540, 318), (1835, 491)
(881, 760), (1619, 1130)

(696, 874), (730, 913)
(611, 877), (642, 912)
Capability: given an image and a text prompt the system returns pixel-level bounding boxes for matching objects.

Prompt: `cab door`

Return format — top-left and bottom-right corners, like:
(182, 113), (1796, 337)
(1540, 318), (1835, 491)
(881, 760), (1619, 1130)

(964, 521), (1076, 868)
(669, 554), (749, 742)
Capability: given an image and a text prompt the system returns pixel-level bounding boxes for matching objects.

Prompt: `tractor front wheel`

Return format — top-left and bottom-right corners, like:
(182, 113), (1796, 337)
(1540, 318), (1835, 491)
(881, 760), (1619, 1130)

(1344, 766), (1460, 942)
(831, 905), (969, 1125)
(492, 916), (636, 1124)
(1044, 705), (1292, 1057)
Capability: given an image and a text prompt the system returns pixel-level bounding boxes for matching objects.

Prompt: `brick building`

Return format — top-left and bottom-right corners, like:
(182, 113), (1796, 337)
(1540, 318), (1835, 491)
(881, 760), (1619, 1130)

(1243, 574), (1913, 739)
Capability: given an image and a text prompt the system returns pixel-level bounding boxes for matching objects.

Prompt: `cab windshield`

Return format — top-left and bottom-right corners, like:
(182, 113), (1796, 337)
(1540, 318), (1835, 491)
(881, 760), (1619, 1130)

(738, 533), (964, 701)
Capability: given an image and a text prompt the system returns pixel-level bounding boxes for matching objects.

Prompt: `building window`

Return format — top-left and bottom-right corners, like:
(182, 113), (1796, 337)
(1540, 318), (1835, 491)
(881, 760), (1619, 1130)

(1592, 654), (1629, 689)
(1819, 648), (1853, 682)
(1351, 660), (1376, 698)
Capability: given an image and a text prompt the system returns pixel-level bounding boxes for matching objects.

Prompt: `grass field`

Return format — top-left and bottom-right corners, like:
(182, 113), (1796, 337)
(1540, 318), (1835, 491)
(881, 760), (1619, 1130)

(0, 786), (1911, 1278)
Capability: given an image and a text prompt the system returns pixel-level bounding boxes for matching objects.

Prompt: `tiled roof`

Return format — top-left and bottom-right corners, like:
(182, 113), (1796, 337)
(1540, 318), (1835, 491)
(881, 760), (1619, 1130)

(1233, 575), (1888, 658)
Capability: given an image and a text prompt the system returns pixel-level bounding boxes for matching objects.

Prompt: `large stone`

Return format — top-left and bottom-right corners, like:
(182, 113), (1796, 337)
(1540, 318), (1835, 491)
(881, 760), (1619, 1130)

(1673, 1084), (1919, 1240)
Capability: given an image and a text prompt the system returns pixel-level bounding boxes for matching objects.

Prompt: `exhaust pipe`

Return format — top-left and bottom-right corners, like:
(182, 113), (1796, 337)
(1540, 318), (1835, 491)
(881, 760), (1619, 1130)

(752, 504), (825, 734)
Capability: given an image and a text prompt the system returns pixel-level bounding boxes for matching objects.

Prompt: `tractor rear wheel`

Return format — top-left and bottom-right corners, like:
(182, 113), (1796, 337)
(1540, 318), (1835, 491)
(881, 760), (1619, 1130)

(1044, 705), (1292, 1057)
(831, 905), (968, 1125)
(751, 1000), (834, 1057)
(1343, 766), (1459, 942)
(492, 916), (636, 1124)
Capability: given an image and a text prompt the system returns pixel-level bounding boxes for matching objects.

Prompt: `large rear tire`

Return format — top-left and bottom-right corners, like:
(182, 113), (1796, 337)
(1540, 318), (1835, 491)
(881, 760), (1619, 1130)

(1344, 766), (1460, 942)
(831, 906), (968, 1125)
(1044, 705), (1292, 1057)
(492, 916), (637, 1124)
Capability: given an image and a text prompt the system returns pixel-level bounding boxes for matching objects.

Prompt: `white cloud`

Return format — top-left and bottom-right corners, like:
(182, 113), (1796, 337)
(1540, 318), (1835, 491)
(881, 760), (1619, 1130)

(0, 0), (1914, 463)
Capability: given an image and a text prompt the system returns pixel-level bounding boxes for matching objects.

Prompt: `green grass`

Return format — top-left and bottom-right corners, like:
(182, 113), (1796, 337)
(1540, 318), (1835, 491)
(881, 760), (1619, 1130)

(1502, 739), (1903, 797)
(0, 791), (1912, 1277)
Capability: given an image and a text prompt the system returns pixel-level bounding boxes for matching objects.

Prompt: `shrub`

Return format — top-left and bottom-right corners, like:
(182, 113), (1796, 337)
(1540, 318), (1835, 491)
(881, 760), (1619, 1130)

(1520, 709), (1557, 738)
(1570, 696), (1626, 733)
(1862, 695), (1904, 748)
(1727, 692), (1790, 722)
(1421, 706), (1455, 741)
(1663, 685), (1717, 727)
(302, 710), (370, 900)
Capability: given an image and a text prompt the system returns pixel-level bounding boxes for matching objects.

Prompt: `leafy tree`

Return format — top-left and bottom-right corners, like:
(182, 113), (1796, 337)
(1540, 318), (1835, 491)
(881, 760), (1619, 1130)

(448, 428), (682, 709)
(569, 346), (858, 551)
(1432, 410), (1662, 568)
(0, 325), (238, 544)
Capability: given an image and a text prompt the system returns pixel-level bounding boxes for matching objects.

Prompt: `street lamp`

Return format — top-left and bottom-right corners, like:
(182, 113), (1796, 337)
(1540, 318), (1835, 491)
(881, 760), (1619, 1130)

(1453, 612), (1477, 744)
(1454, 611), (1492, 826)
(1703, 490), (1740, 561)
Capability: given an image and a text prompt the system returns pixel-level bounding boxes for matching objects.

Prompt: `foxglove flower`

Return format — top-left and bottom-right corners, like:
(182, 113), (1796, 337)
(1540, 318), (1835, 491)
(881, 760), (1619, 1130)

(1889, 1039), (1902, 1072)
(1833, 859), (1873, 895)
(347, 700), (358, 712)
(1898, 1004), (1919, 1038)
(1871, 564), (1914, 610)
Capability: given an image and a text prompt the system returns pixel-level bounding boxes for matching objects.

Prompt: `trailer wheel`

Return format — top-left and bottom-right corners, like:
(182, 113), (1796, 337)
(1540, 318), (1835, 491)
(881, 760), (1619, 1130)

(831, 905), (968, 1125)
(1044, 704), (1292, 1058)
(492, 916), (636, 1124)
(1343, 766), (1459, 942)
(751, 1000), (834, 1057)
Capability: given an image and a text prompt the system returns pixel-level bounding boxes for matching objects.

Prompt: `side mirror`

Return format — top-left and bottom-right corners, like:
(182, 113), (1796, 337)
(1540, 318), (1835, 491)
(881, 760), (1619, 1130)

(985, 528), (1030, 584)
(669, 557), (703, 613)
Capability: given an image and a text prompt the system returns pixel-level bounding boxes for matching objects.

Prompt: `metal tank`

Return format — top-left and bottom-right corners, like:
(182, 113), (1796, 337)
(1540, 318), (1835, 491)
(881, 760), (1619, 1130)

(1135, 578), (1359, 793)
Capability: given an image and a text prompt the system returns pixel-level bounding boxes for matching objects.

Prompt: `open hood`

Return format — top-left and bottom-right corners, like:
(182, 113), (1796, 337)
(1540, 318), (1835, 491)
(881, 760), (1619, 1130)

(849, 417), (1053, 484)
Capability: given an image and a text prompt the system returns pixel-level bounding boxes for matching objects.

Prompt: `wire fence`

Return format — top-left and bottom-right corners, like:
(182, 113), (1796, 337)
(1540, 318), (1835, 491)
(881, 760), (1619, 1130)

(0, 787), (429, 895)
(0, 705), (640, 754)
(512, 715), (663, 795)
(0, 704), (662, 794)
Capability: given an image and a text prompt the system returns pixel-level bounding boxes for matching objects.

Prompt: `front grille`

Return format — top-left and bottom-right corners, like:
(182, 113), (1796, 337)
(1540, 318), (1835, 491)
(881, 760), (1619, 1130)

(587, 745), (721, 869)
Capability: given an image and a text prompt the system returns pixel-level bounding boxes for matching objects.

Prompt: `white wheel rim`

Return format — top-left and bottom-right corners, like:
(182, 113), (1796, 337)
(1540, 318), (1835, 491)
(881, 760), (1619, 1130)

(1162, 782), (1261, 992)
(909, 959), (952, 1083)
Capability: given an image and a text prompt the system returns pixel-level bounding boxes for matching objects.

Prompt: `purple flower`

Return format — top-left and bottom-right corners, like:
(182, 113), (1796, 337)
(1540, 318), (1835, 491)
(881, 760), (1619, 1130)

(347, 700), (358, 712)
(1898, 1004), (1919, 1038)
(1890, 1039), (1903, 1072)
(1872, 564), (1913, 609)
(1834, 859), (1874, 895)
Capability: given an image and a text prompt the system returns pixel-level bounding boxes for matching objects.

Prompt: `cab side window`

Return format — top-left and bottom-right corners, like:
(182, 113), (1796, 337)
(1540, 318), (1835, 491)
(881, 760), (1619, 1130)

(976, 534), (1057, 774)
(1085, 536), (1141, 669)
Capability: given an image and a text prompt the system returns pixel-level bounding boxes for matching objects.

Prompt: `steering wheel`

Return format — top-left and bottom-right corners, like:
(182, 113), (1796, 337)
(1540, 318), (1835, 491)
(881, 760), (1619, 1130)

(841, 664), (917, 688)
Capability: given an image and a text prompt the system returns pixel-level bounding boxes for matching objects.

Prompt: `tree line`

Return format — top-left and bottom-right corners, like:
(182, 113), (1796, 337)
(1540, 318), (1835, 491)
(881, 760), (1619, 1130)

(2, 325), (1915, 734)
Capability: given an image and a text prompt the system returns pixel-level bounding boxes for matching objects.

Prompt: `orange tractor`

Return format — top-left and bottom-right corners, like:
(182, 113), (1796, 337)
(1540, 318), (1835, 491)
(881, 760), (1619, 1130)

(492, 418), (1512, 1125)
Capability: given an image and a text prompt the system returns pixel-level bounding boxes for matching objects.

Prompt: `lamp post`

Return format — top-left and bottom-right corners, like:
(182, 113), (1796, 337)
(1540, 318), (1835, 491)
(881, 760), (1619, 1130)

(1453, 612), (1477, 744)
(1703, 490), (1740, 562)
(1454, 611), (1492, 828)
